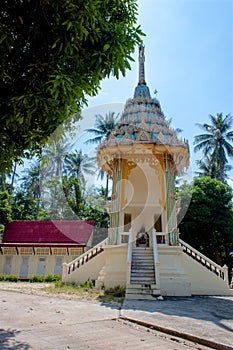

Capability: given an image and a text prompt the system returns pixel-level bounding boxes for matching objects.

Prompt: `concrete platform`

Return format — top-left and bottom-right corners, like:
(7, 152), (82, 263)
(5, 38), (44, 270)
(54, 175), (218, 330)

(122, 296), (233, 349)
(0, 286), (233, 349)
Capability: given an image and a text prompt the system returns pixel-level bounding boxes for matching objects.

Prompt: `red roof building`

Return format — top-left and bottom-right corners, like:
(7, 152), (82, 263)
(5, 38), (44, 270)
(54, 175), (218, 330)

(2, 220), (95, 247)
(0, 220), (95, 278)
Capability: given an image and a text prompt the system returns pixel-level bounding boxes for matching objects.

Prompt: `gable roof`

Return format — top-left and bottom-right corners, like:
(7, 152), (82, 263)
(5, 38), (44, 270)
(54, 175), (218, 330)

(2, 221), (95, 245)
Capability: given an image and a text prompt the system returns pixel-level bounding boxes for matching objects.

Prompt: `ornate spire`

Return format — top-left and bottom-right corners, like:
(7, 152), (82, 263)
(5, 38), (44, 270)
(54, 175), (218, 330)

(134, 44), (150, 99)
(138, 44), (146, 85)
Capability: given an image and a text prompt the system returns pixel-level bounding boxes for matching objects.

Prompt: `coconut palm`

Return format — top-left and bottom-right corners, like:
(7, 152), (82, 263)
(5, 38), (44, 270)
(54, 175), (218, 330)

(196, 156), (232, 180)
(85, 112), (120, 145)
(43, 140), (71, 177)
(64, 150), (96, 179)
(194, 113), (233, 182)
(85, 112), (120, 198)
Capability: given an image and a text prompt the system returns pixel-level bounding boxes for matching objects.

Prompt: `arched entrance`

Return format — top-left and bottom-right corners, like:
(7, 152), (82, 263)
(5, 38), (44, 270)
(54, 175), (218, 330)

(136, 232), (149, 247)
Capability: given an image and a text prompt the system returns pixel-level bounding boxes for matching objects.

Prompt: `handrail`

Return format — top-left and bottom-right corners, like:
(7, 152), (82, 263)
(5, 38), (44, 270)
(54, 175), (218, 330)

(152, 231), (159, 263)
(152, 231), (160, 286)
(65, 238), (108, 275)
(127, 230), (133, 263)
(179, 239), (227, 281)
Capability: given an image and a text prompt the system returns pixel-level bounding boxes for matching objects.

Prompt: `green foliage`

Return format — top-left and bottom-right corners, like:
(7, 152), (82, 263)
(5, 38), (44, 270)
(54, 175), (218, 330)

(54, 280), (65, 288)
(98, 285), (125, 304)
(62, 175), (84, 216)
(85, 112), (120, 145)
(0, 0), (143, 173)
(44, 274), (61, 282)
(0, 191), (12, 225)
(82, 278), (95, 289)
(0, 274), (19, 282)
(0, 274), (6, 281)
(85, 112), (121, 198)
(178, 177), (233, 272)
(29, 274), (61, 283)
(105, 285), (126, 297)
(11, 190), (38, 220)
(29, 275), (45, 283)
(194, 113), (233, 182)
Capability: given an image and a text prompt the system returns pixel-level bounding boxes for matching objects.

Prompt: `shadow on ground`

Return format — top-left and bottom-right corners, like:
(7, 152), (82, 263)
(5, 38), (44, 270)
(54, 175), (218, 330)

(122, 296), (233, 333)
(0, 328), (31, 349)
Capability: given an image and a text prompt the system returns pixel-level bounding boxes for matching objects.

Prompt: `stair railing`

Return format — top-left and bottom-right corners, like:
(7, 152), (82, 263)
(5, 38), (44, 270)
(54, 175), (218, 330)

(63, 238), (108, 276)
(127, 230), (133, 263)
(179, 239), (228, 282)
(126, 230), (133, 286)
(152, 230), (160, 286)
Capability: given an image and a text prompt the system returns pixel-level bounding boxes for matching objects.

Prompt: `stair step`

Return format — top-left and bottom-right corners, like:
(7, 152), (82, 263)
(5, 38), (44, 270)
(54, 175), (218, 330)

(130, 247), (156, 290)
(131, 278), (155, 281)
(131, 265), (154, 268)
(125, 292), (160, 300)
(131, 270), (154, 272)
(126, 288), (160, 294)
(131, 274), (155, 277)
(132, 258), (153, 260)
(131, 279), (156, 284)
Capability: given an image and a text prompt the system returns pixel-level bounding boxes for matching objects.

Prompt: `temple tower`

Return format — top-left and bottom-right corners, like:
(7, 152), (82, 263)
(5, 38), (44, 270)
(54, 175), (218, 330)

(98, 45), (189, 249)
(96, 45), (190, 297)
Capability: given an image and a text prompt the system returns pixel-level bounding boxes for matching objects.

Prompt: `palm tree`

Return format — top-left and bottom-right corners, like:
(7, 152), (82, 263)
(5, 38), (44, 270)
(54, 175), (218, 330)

(85, 112), (120, 145)
(21, 159), (48, 215)
(85, 112), (120, 197)
(43, 140), (71, 177)
(64, 150), (96, 179)
(196, 156), (232, 180)
(194, 113), (233, 182)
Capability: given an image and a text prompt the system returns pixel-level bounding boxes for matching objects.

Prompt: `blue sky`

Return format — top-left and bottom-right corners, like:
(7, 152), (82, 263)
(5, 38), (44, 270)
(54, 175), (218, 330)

(85, 0), (233, 183)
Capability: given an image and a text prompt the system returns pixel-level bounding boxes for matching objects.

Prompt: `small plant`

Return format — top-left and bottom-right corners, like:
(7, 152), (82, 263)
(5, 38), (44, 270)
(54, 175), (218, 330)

(83, 278), (95, 289)
(44, 274), (61, 282)
(1, 275), (19, 282)
(29, 275), (45, 283)
(105, 285), (125, 297)
(54, 280), (64, 288)
(0, 274), (6, 281)
(29, 274), (62, 283)
(97, 285), (125, 305)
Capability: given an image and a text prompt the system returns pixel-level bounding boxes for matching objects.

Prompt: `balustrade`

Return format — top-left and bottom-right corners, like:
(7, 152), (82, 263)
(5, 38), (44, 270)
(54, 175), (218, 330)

(66, 238), (108, 275)
(179, 239), (227, 281)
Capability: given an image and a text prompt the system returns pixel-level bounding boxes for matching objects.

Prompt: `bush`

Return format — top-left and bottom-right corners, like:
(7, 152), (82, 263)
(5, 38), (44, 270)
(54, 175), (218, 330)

(105, 285), (125, 297)
(29, 274), (62, 283)
(29, 275), (45, 283)
(54, 280), (64, 288)
(83, 279), (95, 289)
(0, 275), (19, 282)
(44, 274), (61, 282)
(6, 275), (19, 282)
(0, 274), (6, 281)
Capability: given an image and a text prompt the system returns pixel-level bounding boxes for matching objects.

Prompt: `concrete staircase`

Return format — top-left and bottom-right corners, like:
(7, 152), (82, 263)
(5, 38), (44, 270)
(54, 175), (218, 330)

(126, 247), (160, 300)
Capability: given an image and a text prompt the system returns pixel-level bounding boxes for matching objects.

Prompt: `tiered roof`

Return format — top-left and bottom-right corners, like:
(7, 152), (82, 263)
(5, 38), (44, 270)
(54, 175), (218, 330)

(99, 45), (189, 151)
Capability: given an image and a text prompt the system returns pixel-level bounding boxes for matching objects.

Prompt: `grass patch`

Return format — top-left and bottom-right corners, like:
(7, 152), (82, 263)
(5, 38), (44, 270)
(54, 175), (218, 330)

(98, 285), (125, 305)
(43, 280), (125, 305)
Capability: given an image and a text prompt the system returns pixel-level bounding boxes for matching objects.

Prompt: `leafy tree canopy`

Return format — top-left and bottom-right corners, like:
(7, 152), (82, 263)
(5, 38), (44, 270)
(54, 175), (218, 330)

(178, 176), (233, 271)
(0, 191), (12, 226)
(0, 0), (143, 172)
